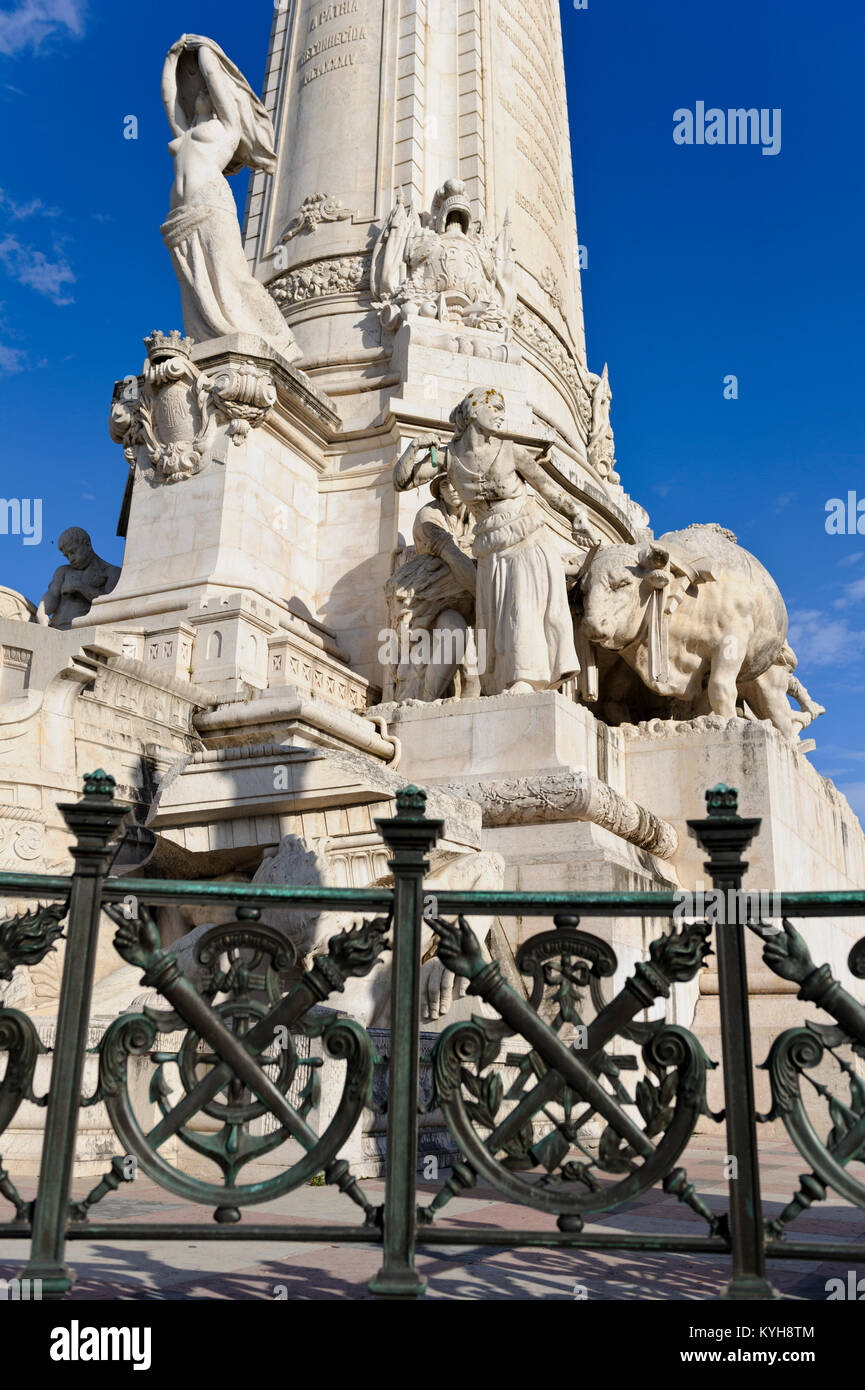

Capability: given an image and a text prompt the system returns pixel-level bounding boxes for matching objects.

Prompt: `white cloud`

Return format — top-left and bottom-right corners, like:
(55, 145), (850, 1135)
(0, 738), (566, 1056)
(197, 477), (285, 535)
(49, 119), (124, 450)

(0, 187), (61, 219)
(0, 0), (85, 56)
(0, 342), (26, 373)
(787, 609), (865, 667)
(837, 551), (865, 568)
(835, 576), (865, 606)
(0, 233), (74, 303)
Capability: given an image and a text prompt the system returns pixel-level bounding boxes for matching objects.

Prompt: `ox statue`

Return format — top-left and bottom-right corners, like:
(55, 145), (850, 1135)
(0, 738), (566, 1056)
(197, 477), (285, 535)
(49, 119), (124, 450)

(578, 523), (823, 740)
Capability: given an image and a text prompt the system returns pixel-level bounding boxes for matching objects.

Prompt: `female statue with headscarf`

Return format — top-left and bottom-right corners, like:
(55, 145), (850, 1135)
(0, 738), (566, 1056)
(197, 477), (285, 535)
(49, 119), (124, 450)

(394, 389), (599, 695)
(161, 35), (301, 361)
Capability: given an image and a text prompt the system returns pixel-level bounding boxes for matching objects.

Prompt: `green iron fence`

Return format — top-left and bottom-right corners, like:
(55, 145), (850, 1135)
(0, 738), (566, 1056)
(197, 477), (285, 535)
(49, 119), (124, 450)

(0, 771), (864, 1299)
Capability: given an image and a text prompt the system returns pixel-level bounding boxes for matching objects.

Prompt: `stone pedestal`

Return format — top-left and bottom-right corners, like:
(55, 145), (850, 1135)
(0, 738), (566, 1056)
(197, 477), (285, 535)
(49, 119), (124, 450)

(622, 715), (865, 1120)
(367, 690), (682, 1042)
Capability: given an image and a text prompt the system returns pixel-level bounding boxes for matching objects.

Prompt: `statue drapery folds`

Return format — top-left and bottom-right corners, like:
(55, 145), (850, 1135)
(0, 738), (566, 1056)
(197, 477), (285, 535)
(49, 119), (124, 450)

(160, 35), (301, 361)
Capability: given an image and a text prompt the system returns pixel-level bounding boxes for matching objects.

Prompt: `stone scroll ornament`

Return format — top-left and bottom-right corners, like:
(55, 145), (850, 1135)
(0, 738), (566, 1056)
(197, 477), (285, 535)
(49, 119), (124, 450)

(160, 35), (301, 363)
(276, 192), (356, 245)
(109, 330), (277, 483)
(72, 901), (390, 1223)
(421, 913), (716, 1231)
(752, 919), (865, 1231)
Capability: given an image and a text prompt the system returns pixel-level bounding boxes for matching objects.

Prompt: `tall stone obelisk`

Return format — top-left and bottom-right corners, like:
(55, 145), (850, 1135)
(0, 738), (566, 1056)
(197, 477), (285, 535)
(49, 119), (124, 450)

(243, 0), (606, 461)
(237, 0), (646, 688)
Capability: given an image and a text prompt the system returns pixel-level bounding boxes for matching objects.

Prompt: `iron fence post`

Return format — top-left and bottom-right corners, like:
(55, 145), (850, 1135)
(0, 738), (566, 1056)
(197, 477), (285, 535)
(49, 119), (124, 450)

(23, 771), (130, 1298)
(688, 783), (778, 1300)
(369, 785), (442, 1298)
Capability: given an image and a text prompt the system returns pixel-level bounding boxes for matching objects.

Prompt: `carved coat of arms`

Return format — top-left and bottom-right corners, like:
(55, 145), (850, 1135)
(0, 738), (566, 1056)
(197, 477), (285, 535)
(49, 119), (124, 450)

(109, 331), (277, 484)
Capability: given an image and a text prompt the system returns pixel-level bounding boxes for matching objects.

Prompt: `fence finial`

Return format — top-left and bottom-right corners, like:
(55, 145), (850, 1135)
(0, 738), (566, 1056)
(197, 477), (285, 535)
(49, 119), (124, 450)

(706, 783), (738, 817)
(395, 784), (427, 818)
(82, 769), (116, 800)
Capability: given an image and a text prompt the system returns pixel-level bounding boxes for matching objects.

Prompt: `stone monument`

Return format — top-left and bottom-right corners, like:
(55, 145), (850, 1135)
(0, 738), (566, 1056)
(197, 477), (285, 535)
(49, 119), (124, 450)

(0, 2), (862, 1171)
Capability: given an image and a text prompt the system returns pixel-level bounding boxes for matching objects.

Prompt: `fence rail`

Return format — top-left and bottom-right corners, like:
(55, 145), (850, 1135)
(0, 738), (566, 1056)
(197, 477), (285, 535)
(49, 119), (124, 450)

(0, 771), (863, 1299)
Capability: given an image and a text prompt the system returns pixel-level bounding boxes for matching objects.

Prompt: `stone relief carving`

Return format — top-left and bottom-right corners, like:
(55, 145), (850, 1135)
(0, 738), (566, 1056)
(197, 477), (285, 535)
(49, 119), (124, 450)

(111, 330), (213, 482)
(0, 807), (46, 865)
(268, 636), (372, 713)
(586, 363), (618, 482)
(0, 587), (35, 622)
(422, 328), (516, 361)
(513, 302), (592, 428)
(434, 771), (678, 859)
(539, 266), (564, 314)
(160, 35), (301, 361)
(277, 192), (355, 243)
(371, 179), (516, 338)
(0, 643), (33, 702)
(109, 331), (277, 481)
(204, 361), (277, 443)
(269, 253), (371, 306)
(88, 657), (207, 739)
(36, 529), (120, 629)
(253, 834), (502, 1029)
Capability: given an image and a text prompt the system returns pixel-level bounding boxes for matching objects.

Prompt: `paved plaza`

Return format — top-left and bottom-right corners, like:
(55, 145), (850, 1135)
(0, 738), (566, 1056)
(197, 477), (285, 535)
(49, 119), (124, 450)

(3, 1134), (863, 1301)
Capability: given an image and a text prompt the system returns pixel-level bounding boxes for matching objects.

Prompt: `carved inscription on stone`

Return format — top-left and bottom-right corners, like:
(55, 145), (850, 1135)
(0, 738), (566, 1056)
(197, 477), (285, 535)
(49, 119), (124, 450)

(299, 0), (368, 87)
(495, 0), (572, 280)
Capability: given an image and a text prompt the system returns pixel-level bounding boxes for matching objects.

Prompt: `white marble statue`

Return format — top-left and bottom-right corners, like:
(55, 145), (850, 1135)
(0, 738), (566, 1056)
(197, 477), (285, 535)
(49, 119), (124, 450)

(36, 528), (120, 629)
(394, 389), (598, 696)
(578, 522), (825, 740)
(385, 471), (480, 701)
(586, 363), (617, 481)
(161, 35), (301, 361)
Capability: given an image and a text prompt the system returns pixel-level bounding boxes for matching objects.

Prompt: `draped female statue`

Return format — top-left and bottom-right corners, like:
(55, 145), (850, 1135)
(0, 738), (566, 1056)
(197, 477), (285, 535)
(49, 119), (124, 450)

(394, 389), (598, 696)
(161, 35), (301, 361)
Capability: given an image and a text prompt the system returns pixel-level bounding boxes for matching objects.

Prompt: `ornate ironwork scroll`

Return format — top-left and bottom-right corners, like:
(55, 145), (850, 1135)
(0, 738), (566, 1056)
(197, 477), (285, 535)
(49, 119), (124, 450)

(74, 902), (390, 1223)
(1, 772), (864, 1304)
(754, 919), (865, 1233)
(0, 901), (66, 1220)
(424, 916), (716, 1232)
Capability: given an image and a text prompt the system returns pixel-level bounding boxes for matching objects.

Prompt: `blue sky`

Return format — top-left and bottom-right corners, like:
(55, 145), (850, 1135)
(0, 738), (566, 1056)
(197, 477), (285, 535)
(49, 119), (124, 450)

(0, 0), (863, 817)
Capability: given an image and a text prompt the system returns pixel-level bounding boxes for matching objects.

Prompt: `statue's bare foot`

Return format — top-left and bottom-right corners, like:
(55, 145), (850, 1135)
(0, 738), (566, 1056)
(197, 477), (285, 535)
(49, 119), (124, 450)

(504, 681), (534, 694)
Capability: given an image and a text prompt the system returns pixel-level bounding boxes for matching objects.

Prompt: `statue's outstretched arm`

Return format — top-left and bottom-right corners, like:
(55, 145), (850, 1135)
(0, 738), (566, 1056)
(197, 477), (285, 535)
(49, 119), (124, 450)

(516, 446), (598, 544)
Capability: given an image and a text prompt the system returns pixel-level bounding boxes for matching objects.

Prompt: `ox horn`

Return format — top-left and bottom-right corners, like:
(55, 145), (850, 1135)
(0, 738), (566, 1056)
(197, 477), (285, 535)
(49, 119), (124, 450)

(639, 544), (670, 571)
(575, 538), (602, 583)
